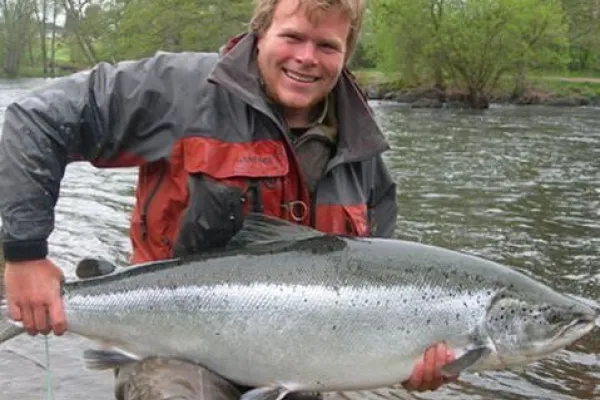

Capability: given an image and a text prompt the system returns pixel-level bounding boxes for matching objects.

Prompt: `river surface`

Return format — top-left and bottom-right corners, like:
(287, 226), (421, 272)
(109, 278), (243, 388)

(0, 78), (598, 399)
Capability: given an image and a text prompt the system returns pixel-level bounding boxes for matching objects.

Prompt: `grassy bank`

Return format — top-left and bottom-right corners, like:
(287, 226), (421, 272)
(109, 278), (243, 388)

(353, 69), (600, 107)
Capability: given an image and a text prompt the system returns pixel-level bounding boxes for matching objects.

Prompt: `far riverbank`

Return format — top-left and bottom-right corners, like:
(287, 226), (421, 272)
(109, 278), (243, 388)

(354, 71), (600, 108)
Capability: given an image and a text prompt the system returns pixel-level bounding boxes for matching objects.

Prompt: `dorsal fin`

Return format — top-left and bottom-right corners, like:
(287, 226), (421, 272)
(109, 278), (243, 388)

(227, 213), (324, 248)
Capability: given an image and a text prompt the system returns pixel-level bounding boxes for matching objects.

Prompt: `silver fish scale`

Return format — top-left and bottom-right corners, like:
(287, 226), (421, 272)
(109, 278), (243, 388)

(58, 235), (595, 391)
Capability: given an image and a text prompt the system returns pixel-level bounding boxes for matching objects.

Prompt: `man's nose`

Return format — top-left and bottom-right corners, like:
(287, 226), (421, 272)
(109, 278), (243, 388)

(295, 42), (318, 65)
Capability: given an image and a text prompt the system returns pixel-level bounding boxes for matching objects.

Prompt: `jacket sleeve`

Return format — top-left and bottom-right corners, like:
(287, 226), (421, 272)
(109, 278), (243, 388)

(370, 156), (398, 238)
(0, 53), (216, 262)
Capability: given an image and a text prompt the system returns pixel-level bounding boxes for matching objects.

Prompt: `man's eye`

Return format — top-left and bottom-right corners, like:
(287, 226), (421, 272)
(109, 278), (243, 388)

(320, 44), (339, 53)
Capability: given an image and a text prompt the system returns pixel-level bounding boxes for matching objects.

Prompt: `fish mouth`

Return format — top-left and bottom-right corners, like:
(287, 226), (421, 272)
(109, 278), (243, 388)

(518, 314), (597, 360)
(551, 315), (596, 345)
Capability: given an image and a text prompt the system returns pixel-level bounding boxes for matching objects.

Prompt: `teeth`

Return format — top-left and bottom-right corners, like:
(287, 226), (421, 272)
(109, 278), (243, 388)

(285, 70), (318, 83)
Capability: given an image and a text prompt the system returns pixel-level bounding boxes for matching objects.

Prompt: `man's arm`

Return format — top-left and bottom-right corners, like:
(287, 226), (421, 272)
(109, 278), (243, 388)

(0, 52), (216, 335)
(0, 53), (217, 259)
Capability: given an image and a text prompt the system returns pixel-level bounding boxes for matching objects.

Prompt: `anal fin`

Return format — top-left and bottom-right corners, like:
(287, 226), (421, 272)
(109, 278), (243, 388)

(241, 386), (291, 400)
(83, 348), (141, 370)
(440, 346), (491, 377)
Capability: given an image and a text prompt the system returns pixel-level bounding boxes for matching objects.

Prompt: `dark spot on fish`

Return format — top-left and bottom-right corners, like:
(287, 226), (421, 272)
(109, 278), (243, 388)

(426, 319), (431, 324)
(332, 325), (337, 330)
(422, 295), (426, 300)
(501, 307), (505, 311)
(215, 332), (221, 336)
(487, 291), (492, 296)
(304, 298), (308, 303)
(364, 300), (369, 305)
(377, 300), (381, 306)
(445, 319), (449, 326)
(403, 299), (408, 304)
(456, 313), (460, 320)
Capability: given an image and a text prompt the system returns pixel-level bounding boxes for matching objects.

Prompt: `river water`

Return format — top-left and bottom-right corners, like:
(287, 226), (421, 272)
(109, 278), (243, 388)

(0, 79), (598, 399)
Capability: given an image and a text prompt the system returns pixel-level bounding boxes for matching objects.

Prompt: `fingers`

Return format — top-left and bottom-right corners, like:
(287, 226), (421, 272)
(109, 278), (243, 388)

(403, 342), (458, 392)
(34, 303), (51, 335)
(4, 259), (67, 337)
(48, 298), (67, 336)
(20, 304), (38, 336)
(7, 298), (22, 322)
(405, 360), (424, 390)
(10, 299), (65, 336)
(422, 343), (437, 389)
(434, 342), (447, 382)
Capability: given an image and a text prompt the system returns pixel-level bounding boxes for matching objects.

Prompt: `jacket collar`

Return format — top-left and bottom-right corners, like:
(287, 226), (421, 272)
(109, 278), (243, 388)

(208, 32), (389, 164)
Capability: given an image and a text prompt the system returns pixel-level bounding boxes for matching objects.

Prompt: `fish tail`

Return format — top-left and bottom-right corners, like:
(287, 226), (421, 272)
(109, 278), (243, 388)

(0, 300), (25, 344)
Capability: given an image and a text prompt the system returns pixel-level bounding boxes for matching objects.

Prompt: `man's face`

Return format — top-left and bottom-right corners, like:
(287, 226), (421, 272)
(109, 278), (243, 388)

(256, 0), (350, 123)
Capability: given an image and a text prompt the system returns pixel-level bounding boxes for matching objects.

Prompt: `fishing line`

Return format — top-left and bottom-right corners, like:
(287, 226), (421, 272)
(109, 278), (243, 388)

(44, 335), (54, 400)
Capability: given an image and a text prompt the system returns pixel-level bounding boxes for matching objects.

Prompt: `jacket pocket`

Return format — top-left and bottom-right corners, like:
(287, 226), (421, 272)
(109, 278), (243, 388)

(173, 137), (290, 256)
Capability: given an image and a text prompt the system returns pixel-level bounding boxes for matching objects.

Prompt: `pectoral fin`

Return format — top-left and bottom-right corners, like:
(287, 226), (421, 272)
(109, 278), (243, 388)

(440, 346), (491, 377)
(83, 348), (141, 370)
(240, 386), (291, 400)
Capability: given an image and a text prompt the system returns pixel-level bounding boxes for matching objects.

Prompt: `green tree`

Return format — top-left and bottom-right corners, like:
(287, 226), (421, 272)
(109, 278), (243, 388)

(113, 0), (252, 60)
(368, 0), (570, 108)
(0, 0), (36, 77)
(561, 0), (600, 71)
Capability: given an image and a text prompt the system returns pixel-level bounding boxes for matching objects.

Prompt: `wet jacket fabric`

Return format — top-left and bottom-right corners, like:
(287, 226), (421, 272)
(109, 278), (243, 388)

(0, 33), (397, 264)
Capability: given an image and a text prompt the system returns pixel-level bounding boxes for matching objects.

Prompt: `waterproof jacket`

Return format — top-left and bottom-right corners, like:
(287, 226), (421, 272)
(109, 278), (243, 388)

(0, 33), (397, 264)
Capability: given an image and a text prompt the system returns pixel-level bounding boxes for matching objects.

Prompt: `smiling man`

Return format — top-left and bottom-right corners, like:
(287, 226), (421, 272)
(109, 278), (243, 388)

(0, 0), (455, 399)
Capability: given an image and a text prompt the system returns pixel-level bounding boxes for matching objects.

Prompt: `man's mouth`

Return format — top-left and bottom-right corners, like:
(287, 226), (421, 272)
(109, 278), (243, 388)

(283, 68), (319, 83)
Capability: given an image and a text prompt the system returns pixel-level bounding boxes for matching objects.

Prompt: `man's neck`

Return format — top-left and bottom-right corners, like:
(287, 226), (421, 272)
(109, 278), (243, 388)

(284, 110), (312, 128)
(284, 98), (328, 129)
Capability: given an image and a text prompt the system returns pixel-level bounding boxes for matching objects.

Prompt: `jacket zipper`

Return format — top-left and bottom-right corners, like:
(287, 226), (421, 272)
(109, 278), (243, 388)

(140, 162), (167, 240)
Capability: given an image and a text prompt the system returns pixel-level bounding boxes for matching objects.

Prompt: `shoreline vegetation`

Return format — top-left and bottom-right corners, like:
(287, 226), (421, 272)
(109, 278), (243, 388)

(353, 70), (600, 108)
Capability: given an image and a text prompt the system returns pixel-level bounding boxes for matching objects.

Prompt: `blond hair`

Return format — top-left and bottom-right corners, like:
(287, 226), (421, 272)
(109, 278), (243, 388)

(250, 0), (366, 60)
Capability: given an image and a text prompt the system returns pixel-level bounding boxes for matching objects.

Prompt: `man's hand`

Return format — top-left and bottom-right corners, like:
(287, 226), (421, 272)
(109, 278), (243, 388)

(4, 259), (67, 336)
(403, 342), (457, 392)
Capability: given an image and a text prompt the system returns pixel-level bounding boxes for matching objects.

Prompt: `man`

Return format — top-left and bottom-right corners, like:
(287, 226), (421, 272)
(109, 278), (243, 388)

(0, 0), (456, 398)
